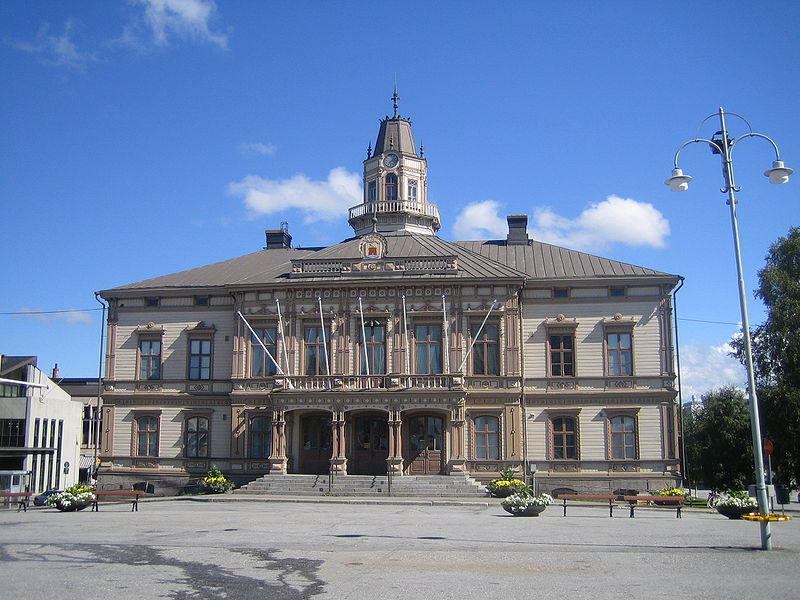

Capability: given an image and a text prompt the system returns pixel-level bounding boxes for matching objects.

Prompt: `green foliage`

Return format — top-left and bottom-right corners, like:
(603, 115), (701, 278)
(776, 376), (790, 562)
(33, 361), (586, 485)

(757, 385), (800, 488)
(487, 478), (529, 498)
(683, 386), (754, 491)
(199, 465), (234, 493)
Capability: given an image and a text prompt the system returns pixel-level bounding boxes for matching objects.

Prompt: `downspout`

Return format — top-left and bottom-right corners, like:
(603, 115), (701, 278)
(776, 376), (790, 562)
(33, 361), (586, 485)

(517, 286), (529, 482)
(671, 277), (686, 486)
(93, 292), (107, 484)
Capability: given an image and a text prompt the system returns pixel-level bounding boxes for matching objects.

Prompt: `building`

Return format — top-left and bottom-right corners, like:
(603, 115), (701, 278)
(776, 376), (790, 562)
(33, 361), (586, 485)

(96, 98), (681, 495)
(0, 355), (82, 493)
(57, 376), (102, 484)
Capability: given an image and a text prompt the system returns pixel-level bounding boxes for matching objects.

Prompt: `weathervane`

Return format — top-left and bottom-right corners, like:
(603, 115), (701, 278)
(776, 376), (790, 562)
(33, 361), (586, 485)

(392, 87), (399, 118)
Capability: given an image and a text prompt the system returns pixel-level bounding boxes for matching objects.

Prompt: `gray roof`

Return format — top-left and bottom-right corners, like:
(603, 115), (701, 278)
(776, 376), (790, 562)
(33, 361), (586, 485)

(100, 232), (675, 296)
(374, 116), (417, 156)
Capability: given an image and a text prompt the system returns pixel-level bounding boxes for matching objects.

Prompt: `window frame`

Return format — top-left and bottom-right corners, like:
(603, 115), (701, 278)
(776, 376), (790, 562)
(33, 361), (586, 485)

(605, 408), (640, 460)
(470, 321), (500, 376)
(358, 319), (387, 375)
(188, 338), (213, 380)
(184, 414), (210, 458)
(605, 330), (634, 376)
(249, 414), (272, 459)
(133, 413), (160, 457)
(385, 173), (398, 201)
(472, 414), (501, 460)
(548, 332), (576, 377)
(303, 325), (331, 376)
(414, 323), (443, 375)
(549, 414), (580, 460)
(249, 325), (279, 378)
(137, 337), (163, 380)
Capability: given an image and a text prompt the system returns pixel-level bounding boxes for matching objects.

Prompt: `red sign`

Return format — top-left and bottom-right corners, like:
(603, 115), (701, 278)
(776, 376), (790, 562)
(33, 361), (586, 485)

(764, 438), (774, 456)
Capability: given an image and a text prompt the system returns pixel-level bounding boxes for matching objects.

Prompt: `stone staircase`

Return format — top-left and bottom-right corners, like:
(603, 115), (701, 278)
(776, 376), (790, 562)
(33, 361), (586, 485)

(234, 474), (488, 498)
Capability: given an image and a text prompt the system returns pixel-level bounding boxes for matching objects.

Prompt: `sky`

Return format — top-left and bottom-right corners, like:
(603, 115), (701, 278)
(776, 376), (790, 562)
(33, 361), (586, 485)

(1, 1), (798, 401)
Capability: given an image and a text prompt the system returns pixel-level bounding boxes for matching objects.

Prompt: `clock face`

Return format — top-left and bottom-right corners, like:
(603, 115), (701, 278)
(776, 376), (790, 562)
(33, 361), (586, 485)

(383, 153), (399, 168)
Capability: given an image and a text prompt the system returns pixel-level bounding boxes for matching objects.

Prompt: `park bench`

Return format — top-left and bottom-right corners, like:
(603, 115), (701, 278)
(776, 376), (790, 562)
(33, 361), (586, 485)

(0, 492), (32, 512)
(555, 493), (618, 517)
(623, 495), (684, 518)
(91, 489), (144, 512)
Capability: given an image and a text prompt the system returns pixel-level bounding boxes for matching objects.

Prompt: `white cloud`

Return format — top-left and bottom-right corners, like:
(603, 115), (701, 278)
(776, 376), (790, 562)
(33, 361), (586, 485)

(452, 200), (509, 240)
(18, 308), (94, 326)
(9, 19), (96, 69)
(451, 195), (670, 251)
(679, 339), (745, 400)
(228, 167), (361, 223)
(238, 142), (277, 156)
(131, 0), (228, 48)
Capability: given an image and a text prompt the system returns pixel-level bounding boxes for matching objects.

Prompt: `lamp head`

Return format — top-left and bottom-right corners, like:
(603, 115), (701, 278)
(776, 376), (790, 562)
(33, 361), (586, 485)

(665, 168), (692, 192)
(765, 160), (793, 184)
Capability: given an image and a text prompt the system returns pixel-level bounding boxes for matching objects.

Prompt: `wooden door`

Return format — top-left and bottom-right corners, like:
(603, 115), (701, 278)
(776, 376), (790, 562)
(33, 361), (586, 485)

(350, 415), (389, 475)
(300, 415), (332, 474)
(406, 415), (444, 475)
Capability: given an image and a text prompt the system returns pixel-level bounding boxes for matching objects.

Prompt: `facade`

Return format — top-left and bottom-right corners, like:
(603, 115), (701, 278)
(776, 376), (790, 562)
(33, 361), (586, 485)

(97, 100), (682, 494)
(58, 377), (102, 483)
(0, 355), (82, 493)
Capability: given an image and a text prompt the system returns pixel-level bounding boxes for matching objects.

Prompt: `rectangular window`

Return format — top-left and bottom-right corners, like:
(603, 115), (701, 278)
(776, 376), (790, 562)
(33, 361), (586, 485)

(551, 416), (578, 459)
(0, 419), (25, 446)
(145, 297), (160, 307)
(359, 321), (386, 375)
(250, 416), (272, 459)
(474, 416), (500, 459)
(189, 339), (212, 380)
(139, 339), (162, 380)
(194, 296), (210, 306)
(408, 180), (418, 201)
(610, 415), (637, 459)
(82, 406), (101, 447)
(606, 332), (633, 376)
(367, 181), (376, 202)
(135, 415), (159, 457)
(250, 327), (278, 377)
(609, 286), (626, 297)
(415, 324), (442, 374)
(471, 323), (499, 375)
(304, 326), (331, 375)
(549, 334), (575, 376)
(553, 288), (569, 298)
(184, 416), (209, 458)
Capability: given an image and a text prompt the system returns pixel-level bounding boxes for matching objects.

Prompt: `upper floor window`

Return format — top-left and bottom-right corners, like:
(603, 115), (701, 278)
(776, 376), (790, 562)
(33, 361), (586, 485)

(138, 339), (162, 380)
(606, 332), (633, 376)
(415, 324), (442, 374)
(0, 419), (25, 447)
(549, 333), (575, 377)
(145, 297), (160, 307)
(609, 286), (626, 297)
(408, 179), (418, 202)
(250, 327), (278, 377)
(304, 326), (331, 375)
(82, 406), (101, 447)
(359, 320), (386, 375)
(250, 415), (272, 459)
(471, 323), (499, 375)
(553, 288), (569, 298)
(184, 416), (209, 458)
(473, 415), (500, 459)
(188, 339), (212, 380)
(609, 415), (637, 459)
(135, 415), (159, 457)
(367, 180), (376, 202)
(194, 296), (210, 306)
(385, 173), (398, 201)
(551, 416), (578, 459)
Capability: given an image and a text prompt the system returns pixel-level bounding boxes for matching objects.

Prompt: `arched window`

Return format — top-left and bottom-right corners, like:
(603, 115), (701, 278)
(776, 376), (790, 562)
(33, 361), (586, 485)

(385, 173), (398, 201)
(185, 416), (209, 458)
(610, 415), (637, 459)
(250, 416), (272, 459)
(474, 415), (500, 459)
(551, 416), (578, 459)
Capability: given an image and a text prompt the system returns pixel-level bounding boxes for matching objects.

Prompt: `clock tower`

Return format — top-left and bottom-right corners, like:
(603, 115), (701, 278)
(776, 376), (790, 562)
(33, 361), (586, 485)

(348, 90), (441, 237)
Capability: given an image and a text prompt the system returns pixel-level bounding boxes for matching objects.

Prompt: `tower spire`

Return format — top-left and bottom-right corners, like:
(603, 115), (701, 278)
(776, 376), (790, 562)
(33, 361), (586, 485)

(392, 87), (399, 118)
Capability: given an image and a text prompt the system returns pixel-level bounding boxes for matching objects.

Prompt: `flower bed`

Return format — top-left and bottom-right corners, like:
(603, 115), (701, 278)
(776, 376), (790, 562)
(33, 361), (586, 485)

(501, 492), (554, 516)
(46, 484), (96, 512)
(708, 490), (758, 519)
(199, 466), (234, 493)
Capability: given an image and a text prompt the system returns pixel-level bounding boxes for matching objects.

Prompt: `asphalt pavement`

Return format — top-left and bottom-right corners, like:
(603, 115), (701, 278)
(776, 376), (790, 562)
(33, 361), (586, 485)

(1, 497), (798, 599)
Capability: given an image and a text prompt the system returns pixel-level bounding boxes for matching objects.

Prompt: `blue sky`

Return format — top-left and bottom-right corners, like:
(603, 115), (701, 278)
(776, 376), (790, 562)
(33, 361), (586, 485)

(2, 1), (798, 400)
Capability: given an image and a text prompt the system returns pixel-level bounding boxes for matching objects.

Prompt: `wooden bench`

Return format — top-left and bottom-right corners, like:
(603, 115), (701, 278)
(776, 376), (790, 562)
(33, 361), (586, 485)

(91, 490), (144, 512)
(556, 494), (619, 517)
(0, 492), (33, 512)
(623, 495), (684, 518)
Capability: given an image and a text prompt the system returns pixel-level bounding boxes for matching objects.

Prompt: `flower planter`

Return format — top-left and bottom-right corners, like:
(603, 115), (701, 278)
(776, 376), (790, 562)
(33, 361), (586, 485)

(716, 505), (755, 520)
(503, 504), (546, 517)
(54, 500), (91, 512)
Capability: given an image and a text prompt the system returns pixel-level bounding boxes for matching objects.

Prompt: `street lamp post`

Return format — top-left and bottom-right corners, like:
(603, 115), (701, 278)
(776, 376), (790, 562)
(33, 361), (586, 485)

(665, 108), (793, 551)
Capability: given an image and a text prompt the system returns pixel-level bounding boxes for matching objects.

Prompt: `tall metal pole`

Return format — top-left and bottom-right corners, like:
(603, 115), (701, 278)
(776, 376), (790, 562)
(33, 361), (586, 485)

(717, 107), (772, 550)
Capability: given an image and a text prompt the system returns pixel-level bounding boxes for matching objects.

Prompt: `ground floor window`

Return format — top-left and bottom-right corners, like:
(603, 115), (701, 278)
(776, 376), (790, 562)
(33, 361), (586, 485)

(473, 415), (500, 459)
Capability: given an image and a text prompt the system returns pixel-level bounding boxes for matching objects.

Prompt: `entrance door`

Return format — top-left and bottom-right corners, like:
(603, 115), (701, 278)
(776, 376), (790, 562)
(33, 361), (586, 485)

(406, 415), (444, 475)
(350, 415), (388, 475)
(300, 415), (332, 474)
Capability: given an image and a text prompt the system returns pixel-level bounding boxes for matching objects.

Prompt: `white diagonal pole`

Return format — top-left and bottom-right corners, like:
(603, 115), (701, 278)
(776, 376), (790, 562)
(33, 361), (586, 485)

(275, 298), (291, 375)
(318, 297), (331, 375)
(442, 295), (450, 373)
(237, 310), (284, 375)
(458, 299), (497, 373)
(402, 294), (411, 374)
(358, 297), (370, 377)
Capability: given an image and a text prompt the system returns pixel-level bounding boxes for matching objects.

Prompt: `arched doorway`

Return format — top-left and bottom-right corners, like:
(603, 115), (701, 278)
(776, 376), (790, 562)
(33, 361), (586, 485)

(405, 414), (445, 475)
(299, 414), (332, 474)
(349, 413), (388, 475)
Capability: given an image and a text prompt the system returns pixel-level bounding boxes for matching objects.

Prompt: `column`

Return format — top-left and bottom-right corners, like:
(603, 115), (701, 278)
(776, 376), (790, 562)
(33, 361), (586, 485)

(268, 408), (288, 474)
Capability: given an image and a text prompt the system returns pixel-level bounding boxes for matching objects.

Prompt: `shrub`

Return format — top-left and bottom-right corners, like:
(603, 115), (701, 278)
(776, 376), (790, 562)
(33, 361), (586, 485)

(199, 466), (234, 493)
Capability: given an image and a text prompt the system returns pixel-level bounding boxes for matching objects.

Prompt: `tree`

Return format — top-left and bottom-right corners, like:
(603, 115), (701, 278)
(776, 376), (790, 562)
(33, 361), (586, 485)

(731, 227), (800, 487)
(683, 387), (754, 491)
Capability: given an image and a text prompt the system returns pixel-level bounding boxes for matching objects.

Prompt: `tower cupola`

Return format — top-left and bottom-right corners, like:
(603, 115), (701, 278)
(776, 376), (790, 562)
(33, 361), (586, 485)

(348, 90), (440, 237)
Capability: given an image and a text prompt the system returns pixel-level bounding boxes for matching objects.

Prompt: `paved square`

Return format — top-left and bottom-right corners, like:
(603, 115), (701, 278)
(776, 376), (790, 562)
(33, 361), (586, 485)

(1, 499), (797, 599)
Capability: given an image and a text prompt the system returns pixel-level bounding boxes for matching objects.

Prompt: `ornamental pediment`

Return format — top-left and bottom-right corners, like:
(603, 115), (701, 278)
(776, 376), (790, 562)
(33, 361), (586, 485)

(290, 256), (458, 278)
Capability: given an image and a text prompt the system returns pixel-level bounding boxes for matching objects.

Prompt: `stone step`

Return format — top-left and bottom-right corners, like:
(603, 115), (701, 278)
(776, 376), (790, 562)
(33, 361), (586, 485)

(234, 474), (488, 497)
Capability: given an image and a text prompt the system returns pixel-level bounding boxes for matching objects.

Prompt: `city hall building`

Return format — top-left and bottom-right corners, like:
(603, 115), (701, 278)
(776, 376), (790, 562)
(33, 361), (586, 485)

(96, 99), (682, 495)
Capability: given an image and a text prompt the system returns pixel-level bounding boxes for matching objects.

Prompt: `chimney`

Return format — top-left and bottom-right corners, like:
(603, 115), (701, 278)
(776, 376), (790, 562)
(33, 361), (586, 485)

(52, 363), (60, 379)
(265, 222), (292, 249)
(506, 214), (529, 245)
